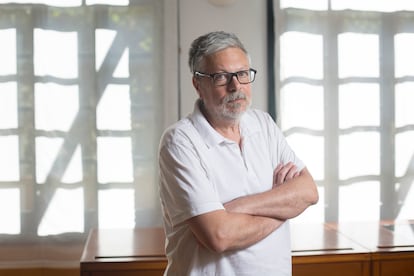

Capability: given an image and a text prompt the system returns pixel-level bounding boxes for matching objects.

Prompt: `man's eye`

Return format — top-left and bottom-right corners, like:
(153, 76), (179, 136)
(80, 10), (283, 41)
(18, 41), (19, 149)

(237, 71), (249, 78)
(214, 73), (228, 81)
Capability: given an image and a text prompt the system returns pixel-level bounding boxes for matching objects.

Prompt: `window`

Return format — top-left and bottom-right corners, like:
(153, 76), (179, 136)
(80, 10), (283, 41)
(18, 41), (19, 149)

(0, 0), (164, 255)
(274, 0), (414, 223)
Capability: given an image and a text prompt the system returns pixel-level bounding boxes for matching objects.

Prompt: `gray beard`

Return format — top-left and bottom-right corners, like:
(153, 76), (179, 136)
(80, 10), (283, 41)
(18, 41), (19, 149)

(212, 91), (251, 121)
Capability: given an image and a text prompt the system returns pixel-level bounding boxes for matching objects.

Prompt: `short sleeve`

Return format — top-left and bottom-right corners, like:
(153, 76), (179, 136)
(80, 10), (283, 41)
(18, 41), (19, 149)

(158, 137), (224, 227)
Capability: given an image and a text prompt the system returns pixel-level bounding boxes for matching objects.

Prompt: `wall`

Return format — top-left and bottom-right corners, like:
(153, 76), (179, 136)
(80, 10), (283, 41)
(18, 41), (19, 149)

(177, 0), (268, 118)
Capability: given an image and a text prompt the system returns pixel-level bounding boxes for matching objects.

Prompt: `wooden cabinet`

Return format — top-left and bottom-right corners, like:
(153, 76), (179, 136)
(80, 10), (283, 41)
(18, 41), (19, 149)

(80, 221), (414, 276)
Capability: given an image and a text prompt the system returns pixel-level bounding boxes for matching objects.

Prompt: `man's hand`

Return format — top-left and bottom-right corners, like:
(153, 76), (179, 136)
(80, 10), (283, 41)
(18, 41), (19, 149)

(273, 162), (300, 188)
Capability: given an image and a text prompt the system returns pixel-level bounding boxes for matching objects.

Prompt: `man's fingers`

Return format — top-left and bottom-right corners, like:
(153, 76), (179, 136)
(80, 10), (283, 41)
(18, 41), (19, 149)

(273, 162), (299, 186)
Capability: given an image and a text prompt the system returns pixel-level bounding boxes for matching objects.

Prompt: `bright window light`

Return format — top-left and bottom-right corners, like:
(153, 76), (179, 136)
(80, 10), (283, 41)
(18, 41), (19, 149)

(397, 180), (414, 220)
(0, 136), (19, 181)
(35, 83), (79, 131)
(62, 145), (83, 183)
(99, 189), (135, 229)
(280, 0), (328, 10)
(286, 133), (324, 181)
(339, 83), (380, 129)
(280, 32), (323, 80)
(395, 131), (414, 177)
(38, 188), (84, 236)
(35, 137), (64, 184)
(339, 181), (380, 221)
(280, 83), (324, 130)
(339, 132), (380, 180)
(332, 0), (414, 12)
(97, 137), (133, 183)
(395, 83), (414, 128)
(0, 189), (20, 234)
(0, 82), (18, 129)
(97, 85), (131, 130)
(95, 29), (117, 71)
(113, 48), (129, 78)
(0, 29), (16, 75)
(87, 0), (128, 5)
(338, 33), (379, 78)
(34, 29), (78, 78)
(0, 0), (81, 6)
(395, 33), (414, 78)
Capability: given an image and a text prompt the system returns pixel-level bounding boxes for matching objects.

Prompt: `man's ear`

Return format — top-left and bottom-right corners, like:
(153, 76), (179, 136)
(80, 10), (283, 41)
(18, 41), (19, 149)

(192, 76), (202, 97)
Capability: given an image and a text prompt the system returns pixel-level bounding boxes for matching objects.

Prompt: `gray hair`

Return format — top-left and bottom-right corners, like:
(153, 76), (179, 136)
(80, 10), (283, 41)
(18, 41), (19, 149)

(188, 31), (249, 74)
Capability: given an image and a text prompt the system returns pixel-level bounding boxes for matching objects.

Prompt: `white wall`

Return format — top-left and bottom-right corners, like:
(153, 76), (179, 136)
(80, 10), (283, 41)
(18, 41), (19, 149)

(177, 0), (268, 118)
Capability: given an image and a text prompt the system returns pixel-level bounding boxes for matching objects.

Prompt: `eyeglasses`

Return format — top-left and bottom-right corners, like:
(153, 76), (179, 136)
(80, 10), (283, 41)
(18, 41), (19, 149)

(194, 68), (257, 86)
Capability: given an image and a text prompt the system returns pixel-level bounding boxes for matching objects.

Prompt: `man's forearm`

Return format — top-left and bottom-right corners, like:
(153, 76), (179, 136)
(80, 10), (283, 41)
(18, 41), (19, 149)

(224, 168), (319, 220)
(188, 210), (284, 253)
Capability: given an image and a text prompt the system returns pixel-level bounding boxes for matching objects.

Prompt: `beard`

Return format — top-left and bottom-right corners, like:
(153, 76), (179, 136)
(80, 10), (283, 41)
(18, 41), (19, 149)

(211, 91), (251, 121)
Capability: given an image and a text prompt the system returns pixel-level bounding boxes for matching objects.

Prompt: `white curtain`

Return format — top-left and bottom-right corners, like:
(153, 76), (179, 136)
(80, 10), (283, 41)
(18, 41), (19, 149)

(0, 0), (164, 268)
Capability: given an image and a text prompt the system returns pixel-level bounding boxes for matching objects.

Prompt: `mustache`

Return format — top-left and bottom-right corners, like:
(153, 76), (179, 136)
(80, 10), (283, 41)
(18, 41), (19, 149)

(223, 91), (247, 104)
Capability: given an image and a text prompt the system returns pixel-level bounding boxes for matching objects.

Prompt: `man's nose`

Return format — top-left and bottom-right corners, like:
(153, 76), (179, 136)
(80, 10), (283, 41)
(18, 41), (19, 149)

(227, 75), (240, 92)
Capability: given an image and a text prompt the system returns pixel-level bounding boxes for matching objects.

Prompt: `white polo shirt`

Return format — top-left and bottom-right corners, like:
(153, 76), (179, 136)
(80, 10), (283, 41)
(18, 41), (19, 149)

(158, 101), (304, 276)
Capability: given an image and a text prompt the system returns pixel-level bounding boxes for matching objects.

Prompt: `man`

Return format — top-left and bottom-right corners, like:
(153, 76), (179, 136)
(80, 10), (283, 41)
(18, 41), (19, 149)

(158, 31), (318, 275)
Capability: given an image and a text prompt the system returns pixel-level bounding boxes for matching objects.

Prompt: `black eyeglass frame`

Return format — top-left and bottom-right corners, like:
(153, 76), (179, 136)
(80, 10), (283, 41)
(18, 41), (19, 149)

(194, 68), (257, 86)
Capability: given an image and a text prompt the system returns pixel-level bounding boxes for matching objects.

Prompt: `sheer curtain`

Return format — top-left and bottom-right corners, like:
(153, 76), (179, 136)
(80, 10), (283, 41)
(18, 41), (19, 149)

(0, 0), (165, 268)
(273, 0), (414, 223)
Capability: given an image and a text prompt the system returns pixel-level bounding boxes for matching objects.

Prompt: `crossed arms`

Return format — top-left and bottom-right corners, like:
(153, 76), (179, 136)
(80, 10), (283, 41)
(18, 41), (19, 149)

(187, 162), (319, 253)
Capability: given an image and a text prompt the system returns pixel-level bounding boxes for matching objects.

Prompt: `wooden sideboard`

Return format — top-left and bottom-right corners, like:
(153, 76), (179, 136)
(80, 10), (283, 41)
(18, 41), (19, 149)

(328, 220), (414, 276)
(291, 223), (371, 276)
(80, 221), (414, 276)
(80, 228), (166, 276)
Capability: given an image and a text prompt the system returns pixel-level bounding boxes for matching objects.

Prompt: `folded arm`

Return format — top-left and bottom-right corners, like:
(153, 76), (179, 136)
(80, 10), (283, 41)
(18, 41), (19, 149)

(187, 209), (284, 253)
(225, 164), (319, 220)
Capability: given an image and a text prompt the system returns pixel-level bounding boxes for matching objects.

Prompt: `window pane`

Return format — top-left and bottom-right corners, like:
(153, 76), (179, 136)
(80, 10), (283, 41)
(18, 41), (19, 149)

(113, 48), (129, 78)
(95, 29), (117, 71)
(99, 189), (134, 228)
(0, 82), (18, 129)
(0, 189), (20, 234)
(0, 29), (16, 75)
(338, 33), (379, 78)
(0, 136), (19, 181)
(332, 0), (414, 12)
(87, 0), (128, 5)
(280, 83), (324, 130)
(35, 137), (64, 184)
(339, 181), (380, 221)
(339, 132), (380, 179)
(287, 133), (324, 181)
(35, 83), (79, 131)
(339, 83), (380, 128)
(0, 0), (81, 6)
(395, 131), (414, 177)
(395, 33), (414, 77)
(38, 188), (84, 236)
(34, 29), (78, 78)
(280, 32), (323, 80)
(397, 179), (414, 221)
(97, 85), (131, 130)
(97, 137), (133, 183)
(395, 83), (414, 128)
(62, 145), (83, 183)
(280, 0), (328, 10)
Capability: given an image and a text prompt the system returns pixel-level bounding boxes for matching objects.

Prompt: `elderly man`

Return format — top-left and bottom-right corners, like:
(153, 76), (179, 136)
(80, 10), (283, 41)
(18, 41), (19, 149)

(158, 31), (318, 275)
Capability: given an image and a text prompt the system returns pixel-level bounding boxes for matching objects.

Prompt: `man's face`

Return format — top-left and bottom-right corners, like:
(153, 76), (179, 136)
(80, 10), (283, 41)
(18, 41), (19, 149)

(193, 47), (252, 123)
